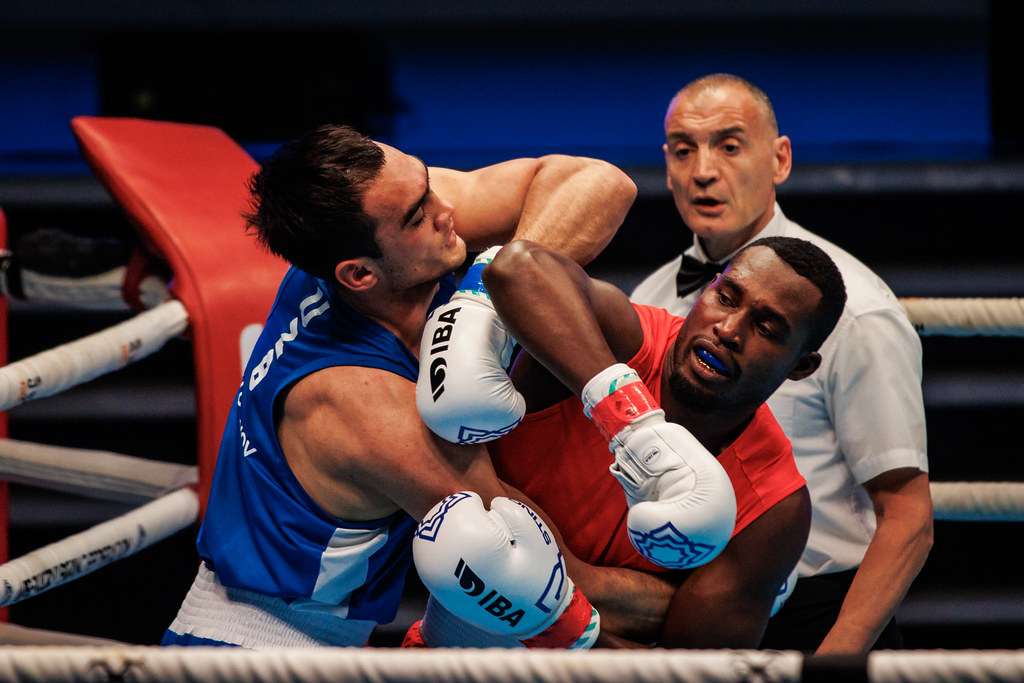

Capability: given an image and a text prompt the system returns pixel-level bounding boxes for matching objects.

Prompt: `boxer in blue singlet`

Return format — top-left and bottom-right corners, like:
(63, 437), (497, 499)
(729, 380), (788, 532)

(163, 269), (454, 646)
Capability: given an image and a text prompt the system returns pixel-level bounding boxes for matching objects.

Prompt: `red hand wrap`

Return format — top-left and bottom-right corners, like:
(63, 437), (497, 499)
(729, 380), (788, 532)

(401, 620), (428, 648)
(520, 589), (594, 649)
(588, 381), (659, 442)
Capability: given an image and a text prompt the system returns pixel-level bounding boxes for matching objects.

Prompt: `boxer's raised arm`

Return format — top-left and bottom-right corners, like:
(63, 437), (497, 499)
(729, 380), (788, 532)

(484, 240), (643, 393)
(430, 157), (635, 265)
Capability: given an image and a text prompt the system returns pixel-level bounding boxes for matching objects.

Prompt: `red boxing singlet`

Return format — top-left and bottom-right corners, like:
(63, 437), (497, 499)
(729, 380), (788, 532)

(491, 304), (805, 573)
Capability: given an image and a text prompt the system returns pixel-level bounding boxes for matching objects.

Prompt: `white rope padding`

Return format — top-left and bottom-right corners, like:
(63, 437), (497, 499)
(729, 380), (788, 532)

(0, 648), (1023, 683)
(0, 438), (196, 504)
(12, 266), (169, 311)
(900, 297), (1024, 336)
(0, 299), (189, 412)
(0, 648), (804, 683)
(870, 650), (1024, 683)
(0, 488), (198, 608)
(2, 435), (1014, 521)
(930, 482), (1024, 522)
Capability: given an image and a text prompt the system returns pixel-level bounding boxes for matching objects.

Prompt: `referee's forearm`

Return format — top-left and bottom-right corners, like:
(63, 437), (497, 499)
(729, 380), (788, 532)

(817, 503), (933, 653)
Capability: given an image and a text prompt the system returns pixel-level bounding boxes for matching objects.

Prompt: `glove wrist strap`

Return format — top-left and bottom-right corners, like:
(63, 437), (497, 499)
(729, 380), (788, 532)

(520, 587), (598, 649)
(587, 375), (662, 442)
(455, 245), (502, 302)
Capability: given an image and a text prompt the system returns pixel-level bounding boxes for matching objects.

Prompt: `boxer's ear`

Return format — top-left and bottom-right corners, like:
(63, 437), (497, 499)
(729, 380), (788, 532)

(787, 351), (820, 381)
(335, 257), (379, 292)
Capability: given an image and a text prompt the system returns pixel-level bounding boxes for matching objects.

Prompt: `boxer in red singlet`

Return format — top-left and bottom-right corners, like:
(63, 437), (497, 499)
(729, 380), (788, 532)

(484, 236), (847, 646)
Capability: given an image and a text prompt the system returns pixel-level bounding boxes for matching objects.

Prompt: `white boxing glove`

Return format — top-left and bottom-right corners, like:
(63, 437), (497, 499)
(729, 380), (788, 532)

(414, 491), (599, 649)
(417, 247), (525, 444)
(582, 363), (736, 569)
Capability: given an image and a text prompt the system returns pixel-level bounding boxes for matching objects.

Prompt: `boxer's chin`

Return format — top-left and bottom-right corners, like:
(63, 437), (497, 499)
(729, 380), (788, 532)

(668, 371), (721, 413)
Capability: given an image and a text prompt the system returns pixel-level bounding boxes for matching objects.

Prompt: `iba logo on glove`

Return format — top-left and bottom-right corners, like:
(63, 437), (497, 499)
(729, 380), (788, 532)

(426, 307), (460, 401)
(454, 558), (526, 628)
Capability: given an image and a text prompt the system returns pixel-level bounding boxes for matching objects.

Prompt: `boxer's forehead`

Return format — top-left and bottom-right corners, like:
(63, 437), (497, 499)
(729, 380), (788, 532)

(361, 143), (429, 226)
(726, 246), (820, 330)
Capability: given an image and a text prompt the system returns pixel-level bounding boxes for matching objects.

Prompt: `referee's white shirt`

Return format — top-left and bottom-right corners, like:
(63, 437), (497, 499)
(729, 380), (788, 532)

(631, 204), (928, 577)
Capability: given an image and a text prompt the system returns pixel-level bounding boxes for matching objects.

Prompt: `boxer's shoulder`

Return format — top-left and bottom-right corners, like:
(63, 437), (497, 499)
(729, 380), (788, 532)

(277, 366), (420, 516)
(290, 366), (427, 461)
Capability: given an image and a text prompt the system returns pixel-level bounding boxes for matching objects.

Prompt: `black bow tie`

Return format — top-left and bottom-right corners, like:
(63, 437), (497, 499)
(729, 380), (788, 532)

(676, 254), (726, 298)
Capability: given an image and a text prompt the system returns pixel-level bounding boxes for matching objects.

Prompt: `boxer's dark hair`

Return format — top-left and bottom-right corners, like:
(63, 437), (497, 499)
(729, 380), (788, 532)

(741, 236), (846, 352)
(245, 124), (384, 280)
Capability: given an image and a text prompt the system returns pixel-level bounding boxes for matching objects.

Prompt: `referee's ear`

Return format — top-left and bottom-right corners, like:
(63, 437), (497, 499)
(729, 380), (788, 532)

(787, 351), (820, 381)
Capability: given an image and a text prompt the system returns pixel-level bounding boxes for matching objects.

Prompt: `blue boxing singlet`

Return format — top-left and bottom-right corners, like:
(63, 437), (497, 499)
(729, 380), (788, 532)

(164, 266), (455, 647)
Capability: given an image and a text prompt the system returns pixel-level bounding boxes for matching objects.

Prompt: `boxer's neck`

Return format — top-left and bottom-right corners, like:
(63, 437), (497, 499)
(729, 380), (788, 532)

(670, 404), (754, 455)
(340, 280), (440, 355)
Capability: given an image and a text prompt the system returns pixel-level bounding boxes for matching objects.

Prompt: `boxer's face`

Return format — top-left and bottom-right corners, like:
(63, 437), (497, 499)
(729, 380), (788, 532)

(361, 143), (466, 290)
(663, 83), (791, 261)
(668, 246), (821, 413)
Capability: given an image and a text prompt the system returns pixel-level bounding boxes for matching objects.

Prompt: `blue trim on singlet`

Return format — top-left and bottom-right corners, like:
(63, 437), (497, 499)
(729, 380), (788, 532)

(161, 631), (239, 647)
(197, 267), (456, 624)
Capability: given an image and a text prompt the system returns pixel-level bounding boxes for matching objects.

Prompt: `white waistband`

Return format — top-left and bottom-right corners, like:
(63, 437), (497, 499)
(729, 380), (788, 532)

(167, 564), (375, 648)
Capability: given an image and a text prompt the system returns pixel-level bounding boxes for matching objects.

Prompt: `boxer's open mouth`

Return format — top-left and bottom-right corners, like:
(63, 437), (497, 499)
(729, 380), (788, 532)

(694, 347), (733, 378)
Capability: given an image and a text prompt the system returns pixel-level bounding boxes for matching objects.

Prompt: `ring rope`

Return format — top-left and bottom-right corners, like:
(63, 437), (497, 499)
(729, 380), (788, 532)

(3, 265), (169, 312)
(0, 488), (198, 608)
(2, 648), (1024, 683)
(0, 438), (1015, 522)
(930, 482), (1024, 522)
(0, 300), (189, 412)
(1, 438), (1020, 520)
(869, 650), (1024, 683)
(2, 648), (803, 683)
(0, 438), (196, 504)
(3, 283), (1021, 338)
(899, 297), (1024, 336)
